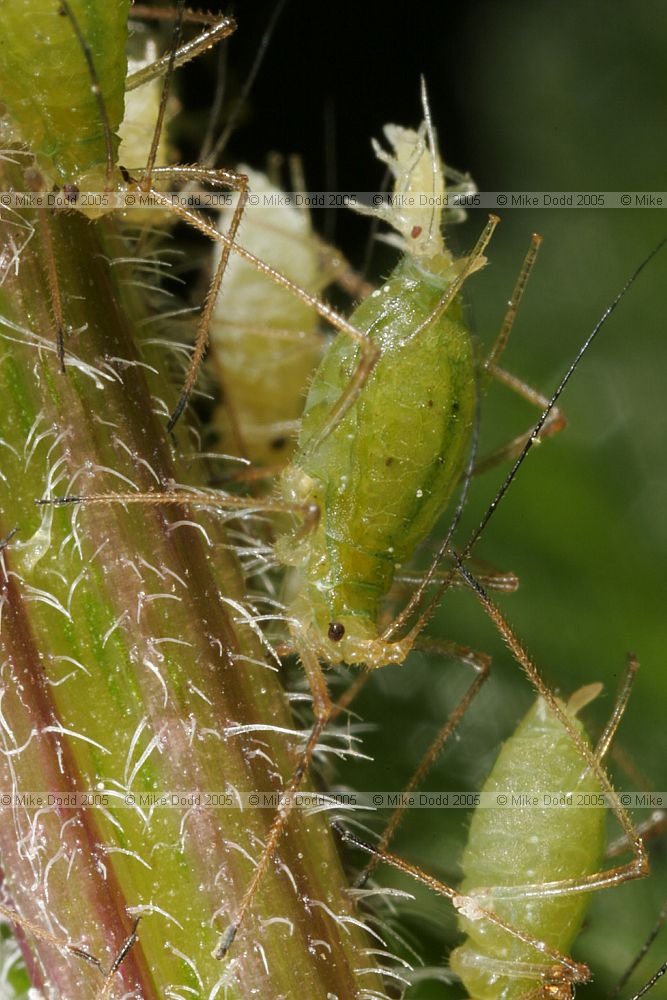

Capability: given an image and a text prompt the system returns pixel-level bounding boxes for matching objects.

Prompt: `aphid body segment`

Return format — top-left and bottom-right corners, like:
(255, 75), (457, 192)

(210, 166), (326, 465)
(451, 688), (606, 1000)
(0, 0), (130, 206)
(277, 116), (483, 667)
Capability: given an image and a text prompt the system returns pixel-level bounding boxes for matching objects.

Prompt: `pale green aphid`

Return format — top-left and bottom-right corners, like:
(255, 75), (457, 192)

(451, 687), (606, 1000)
(337, 661), (650, 1000)
(210, 165), (328, 467)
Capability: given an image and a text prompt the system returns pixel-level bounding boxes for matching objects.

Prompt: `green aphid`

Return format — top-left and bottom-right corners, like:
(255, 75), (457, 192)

(451, 687), (606, 1000)
(277, 97), (489, 669)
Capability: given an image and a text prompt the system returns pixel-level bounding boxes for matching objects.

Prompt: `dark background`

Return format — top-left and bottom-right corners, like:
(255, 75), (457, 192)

(169, 1), (667, 996)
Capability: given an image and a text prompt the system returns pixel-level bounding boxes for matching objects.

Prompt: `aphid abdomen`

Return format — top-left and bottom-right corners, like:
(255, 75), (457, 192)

(0, 0), (129, 188)
(284, 254), (476, 641)
(210, 167), (324, 464)
(450, 695), (605, 1000)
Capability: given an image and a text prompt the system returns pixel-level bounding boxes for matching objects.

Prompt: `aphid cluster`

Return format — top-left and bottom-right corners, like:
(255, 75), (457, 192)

(0, 3), (664, 998)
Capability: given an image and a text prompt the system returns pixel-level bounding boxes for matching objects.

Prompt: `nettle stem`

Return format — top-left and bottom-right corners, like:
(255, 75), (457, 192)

(0, 195), (381, 997)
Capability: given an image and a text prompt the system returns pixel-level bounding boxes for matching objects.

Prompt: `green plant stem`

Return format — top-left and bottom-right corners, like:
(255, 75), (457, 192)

(0, 194), (382, 998)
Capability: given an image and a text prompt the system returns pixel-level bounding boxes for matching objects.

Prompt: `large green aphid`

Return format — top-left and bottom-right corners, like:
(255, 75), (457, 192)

(277, 104), (492, 669)
(451, 687), (606, 1000)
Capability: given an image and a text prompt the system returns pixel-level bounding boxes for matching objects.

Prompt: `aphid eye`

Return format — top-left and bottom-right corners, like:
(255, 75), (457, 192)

(62, 184), (79, 204)
(410, 225), (422, 239)
(327, 622), (345, 642)
(271, 437), (287, 451)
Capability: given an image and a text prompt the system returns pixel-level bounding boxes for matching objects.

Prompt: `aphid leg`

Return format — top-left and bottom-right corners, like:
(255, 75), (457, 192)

(328, 671), (371, 725)
(215, 638), (332, 959)
(592, 653), (639, 763)
(459, 564), (650, 896)
(484, 234), (543, 372)
(473, 367), (566, 476)
(37, 489), (321, 538)
(474, 234), (566, 475)
(0, 900), (102, 973)
(152, 194), (383, 447)
(608, 809), (667, 858)
(96, 916), (141, 1000)
(124, 9), (237, 97)
(393, 557), (520, 595)
(354, 642), (490, 886)
(335, 824), (591, 988)
(134, 164), (249, 433)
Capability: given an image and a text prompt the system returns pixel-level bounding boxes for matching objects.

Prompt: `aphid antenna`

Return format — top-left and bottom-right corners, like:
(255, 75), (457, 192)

(419, 75), (441, 247)
(384, 233), (667, 647)
(458, 233), (667, 567)
(58, 1), (115, 190)
(96, 916), (141, 1000)
(202, 0), (290, 169)
(609, 897), (667, 999)
(0, 899), (103, 976)
(627, 957), (667, 1000)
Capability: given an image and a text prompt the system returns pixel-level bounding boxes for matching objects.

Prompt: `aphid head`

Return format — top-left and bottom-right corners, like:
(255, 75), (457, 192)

(368, 117), (447, 263)
(355, 79), (477, 272)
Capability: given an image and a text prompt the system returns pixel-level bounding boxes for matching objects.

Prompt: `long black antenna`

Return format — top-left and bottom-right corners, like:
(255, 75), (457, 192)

(204, 0), (289, 167)
(460, 235), (667, 563)
(412, 234), (667, 630)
